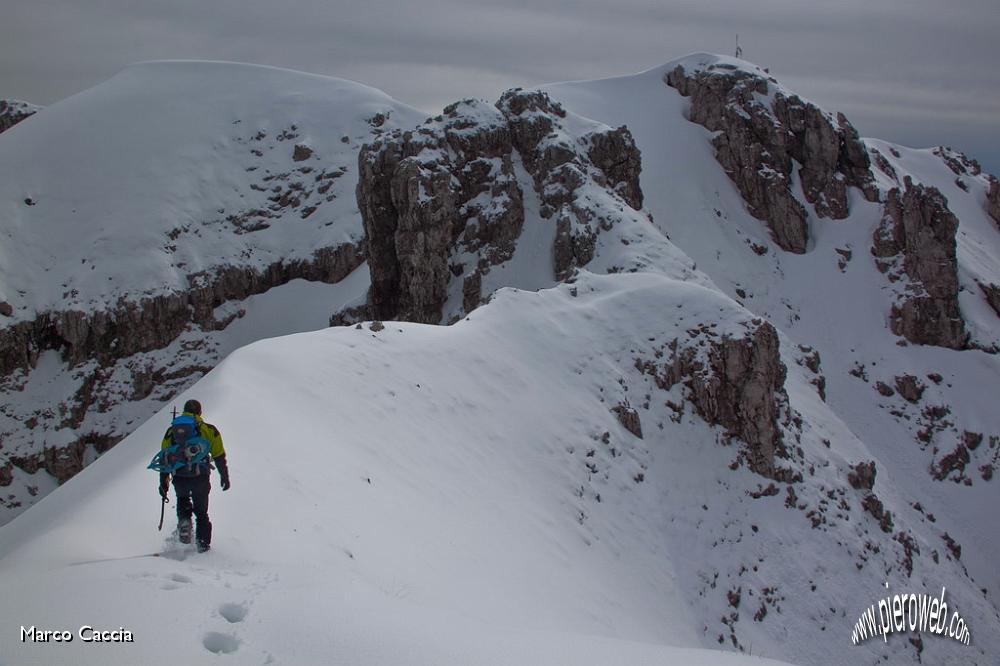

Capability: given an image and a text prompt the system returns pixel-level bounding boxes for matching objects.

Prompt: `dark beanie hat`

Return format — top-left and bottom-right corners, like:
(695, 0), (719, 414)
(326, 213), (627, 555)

(183, 399), (202, 415)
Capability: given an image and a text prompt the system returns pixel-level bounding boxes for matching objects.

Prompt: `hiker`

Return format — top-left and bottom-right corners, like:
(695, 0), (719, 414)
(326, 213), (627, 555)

(157, 399), (230, 552)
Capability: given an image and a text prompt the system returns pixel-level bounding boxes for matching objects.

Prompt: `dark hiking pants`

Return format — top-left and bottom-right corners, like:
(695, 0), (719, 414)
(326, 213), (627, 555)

(173, 474), (212, 547)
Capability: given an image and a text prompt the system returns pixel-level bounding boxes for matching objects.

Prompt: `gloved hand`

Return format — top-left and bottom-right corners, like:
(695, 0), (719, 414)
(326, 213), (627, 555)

(215, 455), (231, 491)
(159, 474), (170, 499)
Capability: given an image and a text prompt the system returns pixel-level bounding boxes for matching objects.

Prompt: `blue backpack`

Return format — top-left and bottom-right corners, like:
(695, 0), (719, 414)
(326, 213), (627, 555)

(148, 415), (211, 475)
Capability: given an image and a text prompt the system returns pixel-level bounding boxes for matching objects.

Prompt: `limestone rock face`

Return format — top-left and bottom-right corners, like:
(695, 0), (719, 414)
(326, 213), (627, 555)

(979, 282), (1000, 318)
(0, 99), (39, 134)
(356, 89), (645, 323)
(686, 322), (787, 478)
(0, 244), (363, 494)
(933, 146), (982, 178)
(872, 177), (967, 349)
(848, 461), (877, 490)
(894, 374), (925, 403)
(639, 320), (790, 479)
(0, 244), (362, 377)
(988, 176), (1000, 227)
(665, 62), (877, 253)
(584, 127), (643, 210)
(9, 433), (119, 486)
(612, 404), (643, 439)
(356, 99), (522, 323)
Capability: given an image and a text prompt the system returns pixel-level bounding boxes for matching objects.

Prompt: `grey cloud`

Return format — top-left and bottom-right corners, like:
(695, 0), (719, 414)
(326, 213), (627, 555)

(1, 0), (998, 173)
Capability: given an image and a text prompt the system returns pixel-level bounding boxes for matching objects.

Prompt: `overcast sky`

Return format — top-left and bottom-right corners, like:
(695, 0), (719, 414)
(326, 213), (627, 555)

(4, 0), (999, 173)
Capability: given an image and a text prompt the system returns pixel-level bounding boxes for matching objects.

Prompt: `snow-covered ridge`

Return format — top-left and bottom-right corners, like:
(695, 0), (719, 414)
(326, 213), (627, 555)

(0, 60), (424, 321)
(2, 55), (1000, 665)
(0, 61), (425, 522)
(353, 86), (708, 327)
(539, 53), (1000, 662)
(1, 270), (994, 665)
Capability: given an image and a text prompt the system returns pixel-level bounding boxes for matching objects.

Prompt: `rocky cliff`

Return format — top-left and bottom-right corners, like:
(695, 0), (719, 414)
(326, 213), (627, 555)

(988, 176), (1000, 226)
(872, 177), (968, 349)
(665, 60), (877, 253)
(0, 244), (362, 493)
(637, 319), (793, 479)
(353, 85), (809, 485)
(0, 245), (362, 376)
(0, 62), (426, 521)
(356, 89), (645, 323)
(4, 57), (1000, 666)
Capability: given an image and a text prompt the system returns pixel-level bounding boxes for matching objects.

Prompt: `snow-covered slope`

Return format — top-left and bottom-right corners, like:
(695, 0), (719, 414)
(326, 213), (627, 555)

(0, 62), (425, 522)
(3, 54), (1000, 665)
(0, 60), (423, 318)
(2, 270), (997, 665)
(0, 272), (912, 664)
(541, 51), (1000, 635)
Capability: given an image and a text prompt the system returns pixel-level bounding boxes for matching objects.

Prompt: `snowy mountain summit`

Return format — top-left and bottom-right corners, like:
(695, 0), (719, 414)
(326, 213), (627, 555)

(1, 54), (999, 665)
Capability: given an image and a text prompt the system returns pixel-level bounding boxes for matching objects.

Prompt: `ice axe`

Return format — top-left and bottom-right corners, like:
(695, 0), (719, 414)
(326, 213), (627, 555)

(156, 405), (177, 531)
(158, 495), (169, 531)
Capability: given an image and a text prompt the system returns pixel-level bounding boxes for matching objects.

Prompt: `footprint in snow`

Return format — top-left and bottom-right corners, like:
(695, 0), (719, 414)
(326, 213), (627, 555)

(203, 631), (240, 654)
(161, 572), (193, 590)
(125, 571), (155, 580)
(218, 602), (248, 624)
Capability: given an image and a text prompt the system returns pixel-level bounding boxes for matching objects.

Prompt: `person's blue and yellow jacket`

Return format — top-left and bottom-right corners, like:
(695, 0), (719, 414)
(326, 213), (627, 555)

(159, 412), (227, 480)
(161, 412), (225, 457)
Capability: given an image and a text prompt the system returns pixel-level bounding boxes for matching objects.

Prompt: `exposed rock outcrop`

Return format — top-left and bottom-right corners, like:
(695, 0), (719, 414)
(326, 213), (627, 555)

(988, 176), (1000, 227)
(356, 99), (522, 323)
(870, 148), (899, 184)
(584, 127), (643, 210)
(9, 433), (119, 486)
(862, 492), (893, 533)
(665, 60), (877, 253)
(0, 243), (364, 491)
(872, 177), (967, 349)
(875, 381), (895, 397)
(356, 89), (644, 323)
(933, 146), (982, 177)
(612, 404), (643, 439)
(979, 281), (1000, 318)
(637, 320), (790, 478)
(894, 374), (925, 403)
(848, 461), (877, 490)
(0, 243), (363, 376)
(0, 99), (39, 134)
(292, 143), (313, 162)
(686, 323), (788, 477)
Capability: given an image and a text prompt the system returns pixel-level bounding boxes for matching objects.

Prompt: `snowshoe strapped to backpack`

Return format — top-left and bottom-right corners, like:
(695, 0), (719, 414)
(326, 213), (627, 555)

(148, 415), (212, 476)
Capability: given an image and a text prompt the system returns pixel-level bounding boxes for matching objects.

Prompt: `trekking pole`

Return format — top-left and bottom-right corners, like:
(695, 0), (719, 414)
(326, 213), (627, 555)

(158, 496), (169, 531)
(158, 406), (177, 532)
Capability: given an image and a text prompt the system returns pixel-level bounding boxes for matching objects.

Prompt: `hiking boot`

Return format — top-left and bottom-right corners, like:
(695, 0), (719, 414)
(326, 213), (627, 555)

(196, 542), (211, 553)
(178, 519), (193, 544)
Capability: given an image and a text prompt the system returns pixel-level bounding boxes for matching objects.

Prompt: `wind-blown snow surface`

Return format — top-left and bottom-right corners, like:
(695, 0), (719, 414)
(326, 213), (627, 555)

(0, 269), (372, 523)
(0, 60), (423, 318)
(3, 54), (1000, 665)
(0, 61), (424, 522)
(541, 51), (1000, 646)
(1, 271), (997, 665)
(0, 273), (809, 666)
